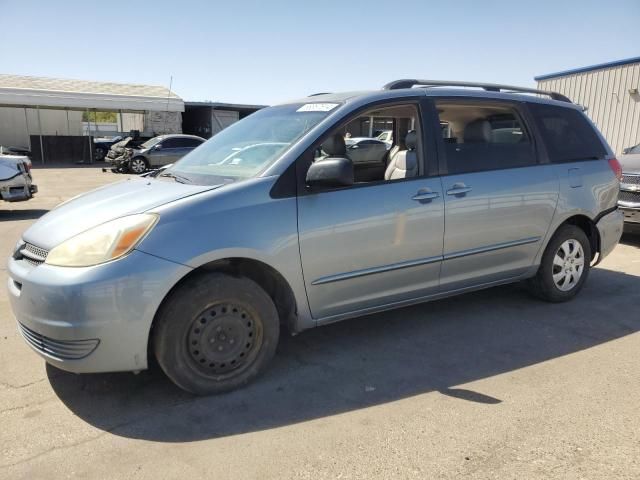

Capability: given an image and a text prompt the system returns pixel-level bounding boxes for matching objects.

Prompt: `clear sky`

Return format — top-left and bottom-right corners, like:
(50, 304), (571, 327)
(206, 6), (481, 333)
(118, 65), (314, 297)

(1, 0), (638, 105)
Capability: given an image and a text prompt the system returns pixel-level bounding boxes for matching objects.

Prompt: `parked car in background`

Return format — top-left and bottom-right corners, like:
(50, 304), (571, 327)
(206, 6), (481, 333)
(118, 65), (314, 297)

(375, 129), (393, 148)
(0, 154), (36, 202)
(0, 145), (32, 158)
(93, 136), (123, 161)
(94, 130), (150, 161)
(622, 143), (640, 155)
(105, 134), (206, 174)
(618, 151), (640, 232)
(8, 79), (623, 395)
(344, 137), (390, 181)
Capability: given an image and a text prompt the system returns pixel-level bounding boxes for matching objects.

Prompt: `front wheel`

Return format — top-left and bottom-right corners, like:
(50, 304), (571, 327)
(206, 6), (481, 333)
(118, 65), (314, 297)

(528, 225), (591, 302)
(153, 273), (280, 395)
(128, 156), (148, 174)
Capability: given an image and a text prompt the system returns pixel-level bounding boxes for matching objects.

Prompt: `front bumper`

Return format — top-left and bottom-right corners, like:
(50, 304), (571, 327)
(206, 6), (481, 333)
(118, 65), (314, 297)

(7, 248), (191, 373)
(596, 208), (624, 261)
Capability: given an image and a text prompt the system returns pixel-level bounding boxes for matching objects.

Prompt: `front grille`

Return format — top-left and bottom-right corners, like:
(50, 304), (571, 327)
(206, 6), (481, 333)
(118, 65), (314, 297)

(619, 190), (640, 205)
(621, 173), (640, 185)
(20, 243), (49, 266)
(18, 322), (99, 360)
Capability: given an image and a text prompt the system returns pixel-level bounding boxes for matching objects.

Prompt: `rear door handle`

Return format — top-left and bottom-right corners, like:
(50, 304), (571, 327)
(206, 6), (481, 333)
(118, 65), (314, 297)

(412, 189), (440, 202)
(446, 183), (472, 196)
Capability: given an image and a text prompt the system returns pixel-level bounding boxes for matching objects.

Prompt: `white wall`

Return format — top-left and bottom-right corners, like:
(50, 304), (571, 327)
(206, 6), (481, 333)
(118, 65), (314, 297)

(0, 107), (83, 147)
(211, 109), (239, 135)
(144, 111), (182, 135)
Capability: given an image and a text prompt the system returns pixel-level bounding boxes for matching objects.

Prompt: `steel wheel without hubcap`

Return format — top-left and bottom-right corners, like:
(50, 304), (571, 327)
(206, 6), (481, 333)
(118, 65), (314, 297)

(187, 303), (263, 377)
(552, 239), (585, 292)
(153, 272), (280, 394)
(129, 157), (147, 174)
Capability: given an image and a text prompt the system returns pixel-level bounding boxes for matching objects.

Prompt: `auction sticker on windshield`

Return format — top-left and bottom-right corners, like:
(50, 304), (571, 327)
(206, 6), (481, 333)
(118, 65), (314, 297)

(297, 103), (339, 112)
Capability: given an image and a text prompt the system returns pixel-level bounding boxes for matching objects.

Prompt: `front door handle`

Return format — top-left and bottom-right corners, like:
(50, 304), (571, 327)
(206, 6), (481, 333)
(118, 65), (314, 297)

(412, 189), (440, 202)
(446, 183), (472, 196)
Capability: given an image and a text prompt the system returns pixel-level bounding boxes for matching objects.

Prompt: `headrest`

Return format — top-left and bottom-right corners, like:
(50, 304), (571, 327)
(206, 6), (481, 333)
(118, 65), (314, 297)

(464, 119), (491, 143)
(405, 130), (417, 150)
(322, 134), (346, 156)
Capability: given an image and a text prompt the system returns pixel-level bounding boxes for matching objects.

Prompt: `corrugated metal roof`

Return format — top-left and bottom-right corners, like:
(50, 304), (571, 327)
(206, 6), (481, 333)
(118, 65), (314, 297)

(534, 57), (640, 81)
(0, 74), (180, 98)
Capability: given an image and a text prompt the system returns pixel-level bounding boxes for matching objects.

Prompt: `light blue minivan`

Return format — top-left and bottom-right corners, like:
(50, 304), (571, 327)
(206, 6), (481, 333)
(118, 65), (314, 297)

(8, 80), (624, 394)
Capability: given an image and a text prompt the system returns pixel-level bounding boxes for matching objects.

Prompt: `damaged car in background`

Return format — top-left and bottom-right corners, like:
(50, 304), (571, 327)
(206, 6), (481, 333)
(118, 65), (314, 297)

(0, 153), (37, 202)
(105, 134), (205, 174)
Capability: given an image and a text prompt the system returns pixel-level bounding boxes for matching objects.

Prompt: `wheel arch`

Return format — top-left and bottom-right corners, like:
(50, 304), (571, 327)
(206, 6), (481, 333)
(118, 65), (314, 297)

(148, 257), (298, 359)
(553, 214), (601, 262)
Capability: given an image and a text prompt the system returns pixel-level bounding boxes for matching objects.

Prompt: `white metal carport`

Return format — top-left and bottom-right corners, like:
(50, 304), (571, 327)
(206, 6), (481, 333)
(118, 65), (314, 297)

(0, 74), (184, 163)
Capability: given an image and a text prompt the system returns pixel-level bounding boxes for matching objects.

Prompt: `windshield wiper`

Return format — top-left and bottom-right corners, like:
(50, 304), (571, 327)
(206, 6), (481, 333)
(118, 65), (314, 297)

(159, 172), (192, 184)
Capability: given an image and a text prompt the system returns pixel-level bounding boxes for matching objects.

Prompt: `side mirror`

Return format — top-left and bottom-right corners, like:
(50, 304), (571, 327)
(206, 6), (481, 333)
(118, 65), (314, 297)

(306, 157), (354, 188)
(153, 144), (162, 151)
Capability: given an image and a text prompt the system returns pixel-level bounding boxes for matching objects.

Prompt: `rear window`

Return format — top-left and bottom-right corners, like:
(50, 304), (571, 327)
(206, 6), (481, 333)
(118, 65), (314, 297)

(528, 103), (606, 163)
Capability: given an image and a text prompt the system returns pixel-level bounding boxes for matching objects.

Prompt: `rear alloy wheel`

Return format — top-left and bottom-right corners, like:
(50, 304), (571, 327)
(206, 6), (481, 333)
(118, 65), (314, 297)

(528, 225), (591, 302)
(129, 157), (148, 174)
(153, 273), (280, 394)
(551, 239), (585, 291)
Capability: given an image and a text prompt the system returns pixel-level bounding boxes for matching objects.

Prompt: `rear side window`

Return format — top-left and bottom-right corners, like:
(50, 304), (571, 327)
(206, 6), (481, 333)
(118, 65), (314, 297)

(183, 138), (204, 148)
(528, 103), (606, 163)
(435, 100), (536, 174)
(161, 138), (179, 148)
(166, 137), (200, 148)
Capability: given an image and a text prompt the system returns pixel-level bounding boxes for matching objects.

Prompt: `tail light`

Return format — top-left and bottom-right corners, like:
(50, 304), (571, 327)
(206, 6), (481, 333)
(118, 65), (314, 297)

(608, 158), (622, 181)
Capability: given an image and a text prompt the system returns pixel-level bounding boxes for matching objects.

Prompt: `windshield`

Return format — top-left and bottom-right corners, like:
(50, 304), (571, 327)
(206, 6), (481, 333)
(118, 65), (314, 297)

(163, 103), (339, 185)
(141, 137), (163, 149)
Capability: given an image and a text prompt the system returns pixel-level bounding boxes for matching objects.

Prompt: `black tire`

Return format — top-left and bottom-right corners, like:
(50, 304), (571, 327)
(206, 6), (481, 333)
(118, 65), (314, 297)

(95, 147), (106, 161)
(153, 272), (280, 395)
(528, 225), (591, 302)
(129, 156), (148, 174)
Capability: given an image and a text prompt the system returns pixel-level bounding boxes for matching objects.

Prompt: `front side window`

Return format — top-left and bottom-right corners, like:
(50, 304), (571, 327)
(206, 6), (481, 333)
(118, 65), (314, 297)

(140, 137), (163, 149)
(436, 100), (536, 174)
(310, 103), (422, 184)
(183, 138), (204, 148)
(164, 103), (339, 185)
(528, 103), (606, 163)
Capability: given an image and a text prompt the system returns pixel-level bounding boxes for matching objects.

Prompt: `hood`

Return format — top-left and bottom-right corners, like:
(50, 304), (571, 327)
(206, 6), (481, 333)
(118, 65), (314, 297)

(23, 176), (221, 250)
(0, 154), (26, 181)
(619, 153), (640, 174)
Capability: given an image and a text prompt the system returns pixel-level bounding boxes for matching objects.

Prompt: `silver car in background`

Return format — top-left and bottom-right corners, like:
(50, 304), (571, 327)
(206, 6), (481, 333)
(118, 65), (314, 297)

(8, 80), (623, 395)
(106, 134), (205, 174)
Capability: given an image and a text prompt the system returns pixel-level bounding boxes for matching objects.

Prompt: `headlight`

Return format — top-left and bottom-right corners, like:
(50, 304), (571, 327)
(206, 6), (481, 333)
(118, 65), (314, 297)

(45, 214), (158, 267)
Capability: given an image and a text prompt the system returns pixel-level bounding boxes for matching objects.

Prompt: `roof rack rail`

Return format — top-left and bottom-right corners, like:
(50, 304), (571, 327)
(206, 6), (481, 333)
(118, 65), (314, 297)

(382, 79), (572, 103)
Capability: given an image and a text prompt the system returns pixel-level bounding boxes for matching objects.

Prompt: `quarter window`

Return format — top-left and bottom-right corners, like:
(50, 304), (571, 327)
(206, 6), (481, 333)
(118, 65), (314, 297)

(528, 103), (606, 163)
(435, 101), (536, 174)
